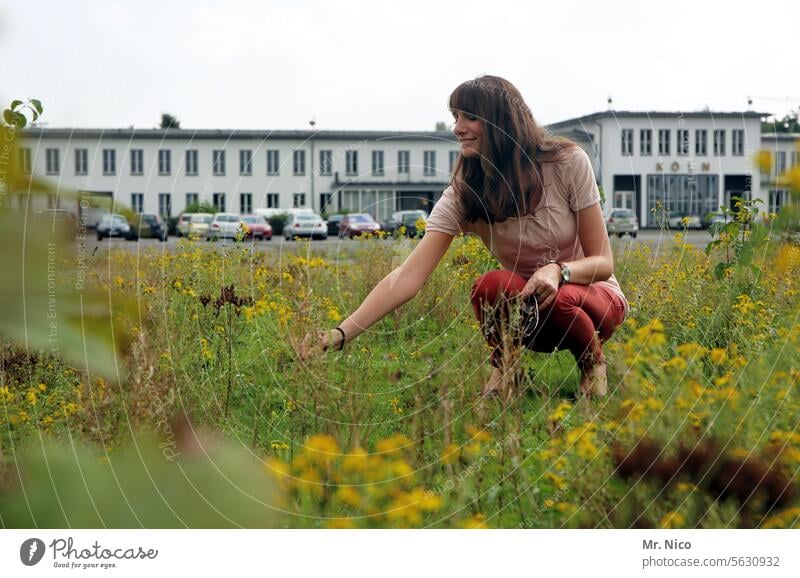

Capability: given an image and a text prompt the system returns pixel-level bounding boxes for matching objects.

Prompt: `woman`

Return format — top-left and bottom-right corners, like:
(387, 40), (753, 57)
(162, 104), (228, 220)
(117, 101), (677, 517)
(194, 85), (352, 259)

(299, 75), (628, 398)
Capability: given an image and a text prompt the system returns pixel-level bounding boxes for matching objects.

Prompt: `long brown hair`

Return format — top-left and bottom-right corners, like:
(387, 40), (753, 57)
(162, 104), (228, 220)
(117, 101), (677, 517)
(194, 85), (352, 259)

(449, 75), (577, 224)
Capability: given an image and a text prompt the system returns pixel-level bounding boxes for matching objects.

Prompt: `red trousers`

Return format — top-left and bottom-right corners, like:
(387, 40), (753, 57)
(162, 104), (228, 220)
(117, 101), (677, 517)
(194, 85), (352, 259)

(470, 270), (626, 369)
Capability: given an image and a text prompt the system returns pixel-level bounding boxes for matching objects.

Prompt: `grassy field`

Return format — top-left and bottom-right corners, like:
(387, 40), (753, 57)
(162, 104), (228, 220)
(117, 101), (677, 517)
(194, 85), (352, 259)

(1, 212), (800, 529)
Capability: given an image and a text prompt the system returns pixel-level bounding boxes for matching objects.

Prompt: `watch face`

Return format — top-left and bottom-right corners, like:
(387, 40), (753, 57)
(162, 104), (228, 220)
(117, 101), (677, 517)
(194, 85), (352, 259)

(561, 265), (570, 283)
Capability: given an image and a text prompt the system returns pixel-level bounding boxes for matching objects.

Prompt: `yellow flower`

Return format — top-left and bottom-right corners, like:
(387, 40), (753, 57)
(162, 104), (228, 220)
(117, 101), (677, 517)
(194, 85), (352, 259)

(327, 308), (342, 322)
(659, 511), (685, 529)
(326, 517), (356, 529)
(342, 447), (369, 473)
(709, 348), (727, 365)
(304, 434), (341, 465)
(440, 443), (461, 465)
(335, 486), (362, 508)
(461, 513), (490, 529)
(376, 433), (411, 456)
(465, 424), (492, 443)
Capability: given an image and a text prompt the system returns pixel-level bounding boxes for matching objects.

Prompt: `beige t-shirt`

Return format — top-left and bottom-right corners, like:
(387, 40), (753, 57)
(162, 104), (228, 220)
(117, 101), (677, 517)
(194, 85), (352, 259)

(426, 146), (628, 316)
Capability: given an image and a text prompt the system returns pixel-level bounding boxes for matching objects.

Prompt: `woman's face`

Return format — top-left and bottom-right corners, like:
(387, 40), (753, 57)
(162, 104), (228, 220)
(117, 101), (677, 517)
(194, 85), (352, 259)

(451, 110), (483, 159)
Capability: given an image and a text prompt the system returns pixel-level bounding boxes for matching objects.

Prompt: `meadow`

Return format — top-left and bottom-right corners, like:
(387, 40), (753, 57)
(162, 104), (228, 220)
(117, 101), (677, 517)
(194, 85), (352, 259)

(2, 196), (800, 530)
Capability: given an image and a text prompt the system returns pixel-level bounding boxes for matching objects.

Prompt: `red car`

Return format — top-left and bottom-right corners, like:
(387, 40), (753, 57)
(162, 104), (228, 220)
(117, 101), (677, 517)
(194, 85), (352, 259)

(339, 213), (381, 239)
(242, 215), (273, 240)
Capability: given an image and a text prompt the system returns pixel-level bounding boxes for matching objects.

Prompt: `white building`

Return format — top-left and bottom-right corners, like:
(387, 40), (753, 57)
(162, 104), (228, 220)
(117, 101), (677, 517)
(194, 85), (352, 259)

(548, 111), (772, 226)
(20, 111), (798, 227)
(20, 127), (460, 223)
(760, 132), (800, 214)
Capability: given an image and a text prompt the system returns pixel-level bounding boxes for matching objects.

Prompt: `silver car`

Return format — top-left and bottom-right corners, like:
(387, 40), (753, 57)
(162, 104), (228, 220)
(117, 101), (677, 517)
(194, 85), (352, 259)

(284, 214), (327, 240)
(189, 213), (213, 238)
(208, 213), (246, 240)
(606, 208), (638, 238)
(96, 213), (131, 241)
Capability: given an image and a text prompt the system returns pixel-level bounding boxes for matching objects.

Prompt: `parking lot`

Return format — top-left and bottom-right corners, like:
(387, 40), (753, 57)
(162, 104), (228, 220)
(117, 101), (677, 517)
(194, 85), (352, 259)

(82, 228), (715, 255)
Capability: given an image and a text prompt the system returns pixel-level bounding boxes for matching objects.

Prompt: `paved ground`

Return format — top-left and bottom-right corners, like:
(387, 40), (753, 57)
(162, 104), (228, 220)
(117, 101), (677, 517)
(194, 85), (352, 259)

(82, 228), (715, 256)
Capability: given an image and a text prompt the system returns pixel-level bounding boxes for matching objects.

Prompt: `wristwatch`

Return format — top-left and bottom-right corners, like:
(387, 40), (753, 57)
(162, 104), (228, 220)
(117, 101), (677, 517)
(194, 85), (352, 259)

(550, 261), (570, 286)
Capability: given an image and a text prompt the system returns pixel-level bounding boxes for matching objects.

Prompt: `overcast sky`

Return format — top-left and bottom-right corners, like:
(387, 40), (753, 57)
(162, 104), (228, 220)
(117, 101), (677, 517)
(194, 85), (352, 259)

(1, 0), (797, 131)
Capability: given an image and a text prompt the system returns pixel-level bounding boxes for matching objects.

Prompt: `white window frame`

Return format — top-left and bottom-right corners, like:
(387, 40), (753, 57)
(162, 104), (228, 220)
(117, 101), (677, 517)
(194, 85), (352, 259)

(732, 129), (744, 156)
(45, 148), (60, 175)
(319, 150), (332, 176)
(102, 149), (116, 175)
(213, 150), (226, 176)
(658, 130), (670, 156)
(158, 193), (172, 218)
(158, 149), (171, 175)
(239, 149), (253, 176)
(265, 193), (279, 208)
(131, 149), (144, 175)
(677, 129), (689, 156)
(185, 150), (198, 176)
(640, 129), (652, 156)
(346, 150), (358, 176)
(372, 150), (384, 176)
(714, 129), (726, 156)
(266, 150), (279, 175)
(398, 150), (410, 174)
(695, 130), (707, 156)
(293, 150), (306, 175)
(75, 148), (88, 175)
(131, 192), (144, 214)
(621, 129), (633, 156)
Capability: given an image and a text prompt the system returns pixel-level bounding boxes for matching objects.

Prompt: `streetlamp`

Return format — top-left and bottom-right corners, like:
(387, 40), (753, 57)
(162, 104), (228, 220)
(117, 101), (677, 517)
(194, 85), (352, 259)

(309, 118), (316, 213)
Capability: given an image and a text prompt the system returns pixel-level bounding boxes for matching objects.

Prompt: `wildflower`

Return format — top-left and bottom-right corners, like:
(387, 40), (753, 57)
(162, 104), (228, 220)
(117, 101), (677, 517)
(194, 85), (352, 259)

(440, 443), (461, 465)
(659, 511), (685, 529)
(304, 434), (341, 466)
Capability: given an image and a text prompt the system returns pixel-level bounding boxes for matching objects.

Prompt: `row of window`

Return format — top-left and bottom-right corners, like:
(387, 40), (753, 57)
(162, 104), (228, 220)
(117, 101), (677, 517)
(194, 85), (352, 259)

(131, 191), (317, 217)
(621, 128), (747, 157)
(25, 147), (461, 178)
(771, 151), (800, 176)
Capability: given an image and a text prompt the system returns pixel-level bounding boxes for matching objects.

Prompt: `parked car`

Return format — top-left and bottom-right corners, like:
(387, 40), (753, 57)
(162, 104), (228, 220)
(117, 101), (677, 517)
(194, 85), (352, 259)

(325, 214), (346, 236)
(188, 213), (214, 238)
(177, 213), (195, 237)
(35, 209), (77, 240)
(96, 213), (131, 240)
(339, 213), (381, 239)
(605, 208), (638, 238)
(667, 212), (702, 229)
(382, 210), (428, 238)
(127, 213), (168, 241)
(284, 213), (327, 241)
(208, 213), (247, 240)
(241, 215), (273, 240)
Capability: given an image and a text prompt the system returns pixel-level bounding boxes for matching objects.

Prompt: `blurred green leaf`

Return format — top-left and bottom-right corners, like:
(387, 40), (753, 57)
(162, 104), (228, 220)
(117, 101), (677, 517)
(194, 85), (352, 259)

(29, 99), (43, 114)
(0, 435), (285, 528)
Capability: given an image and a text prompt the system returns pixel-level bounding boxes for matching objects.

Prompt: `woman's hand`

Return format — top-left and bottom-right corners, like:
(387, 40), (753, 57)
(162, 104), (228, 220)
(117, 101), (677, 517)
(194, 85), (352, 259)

(519, 263), (561, 310)
(295, 329), (343, 361)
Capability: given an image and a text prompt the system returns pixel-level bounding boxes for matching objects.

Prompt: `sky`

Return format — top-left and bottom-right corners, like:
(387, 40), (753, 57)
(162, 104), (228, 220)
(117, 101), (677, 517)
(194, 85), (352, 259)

(1, 0), (797, 131)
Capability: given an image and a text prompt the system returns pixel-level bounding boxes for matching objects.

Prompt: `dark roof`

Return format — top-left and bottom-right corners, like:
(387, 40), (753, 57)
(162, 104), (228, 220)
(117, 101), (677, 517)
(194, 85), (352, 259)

(330, 178), (451, 188)
(548, 128), (594, 142)
(547, 110), (771, 130)
(21, 127), (458, 142)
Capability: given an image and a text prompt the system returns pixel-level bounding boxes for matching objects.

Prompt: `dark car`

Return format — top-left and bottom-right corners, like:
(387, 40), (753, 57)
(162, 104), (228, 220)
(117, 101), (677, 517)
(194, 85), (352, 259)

(96, 213), (132, 240)
(325, 214), (346, 236)
(382, 210), (428, 238)
(127, 213), (168, 241)
(339, 213), (381, 239)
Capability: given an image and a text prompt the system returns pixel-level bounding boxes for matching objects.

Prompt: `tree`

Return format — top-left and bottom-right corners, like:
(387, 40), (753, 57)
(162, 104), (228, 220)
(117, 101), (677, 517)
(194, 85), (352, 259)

(160, 113), (181, 129)
(435, 121), (448, 131)
(761, 112), (800, 133)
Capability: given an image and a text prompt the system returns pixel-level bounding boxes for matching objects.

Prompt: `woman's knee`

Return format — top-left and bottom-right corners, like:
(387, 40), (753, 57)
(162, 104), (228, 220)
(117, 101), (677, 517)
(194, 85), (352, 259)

(470, 270), (526, 305)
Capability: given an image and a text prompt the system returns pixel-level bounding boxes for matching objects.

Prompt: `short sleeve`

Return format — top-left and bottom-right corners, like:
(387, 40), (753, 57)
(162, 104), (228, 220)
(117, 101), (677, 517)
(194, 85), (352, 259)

(568, 148), (601, 212)
(425, 186), (466, 236)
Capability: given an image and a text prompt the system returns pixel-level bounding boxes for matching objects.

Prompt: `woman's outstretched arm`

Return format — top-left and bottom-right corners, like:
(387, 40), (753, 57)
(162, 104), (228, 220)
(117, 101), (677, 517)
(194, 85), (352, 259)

(297, 231), (454, 358)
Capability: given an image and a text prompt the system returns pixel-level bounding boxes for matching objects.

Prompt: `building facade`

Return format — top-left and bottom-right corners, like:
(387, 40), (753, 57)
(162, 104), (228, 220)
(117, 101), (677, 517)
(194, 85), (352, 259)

(21, 111), (797, 227)
(548, 111), (773, 226)
(21, 128), (460, 222)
